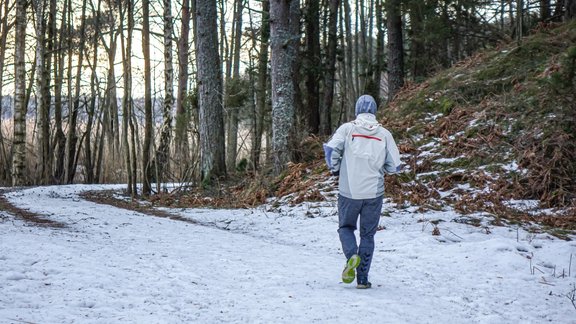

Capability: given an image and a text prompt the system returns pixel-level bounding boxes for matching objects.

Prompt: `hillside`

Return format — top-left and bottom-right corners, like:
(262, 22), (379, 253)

(145, 22), (576, 238)
(382, 21), (576, 235)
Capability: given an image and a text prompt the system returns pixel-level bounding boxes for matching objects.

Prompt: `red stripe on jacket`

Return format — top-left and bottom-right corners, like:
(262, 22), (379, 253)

(352, 134), (382, 141)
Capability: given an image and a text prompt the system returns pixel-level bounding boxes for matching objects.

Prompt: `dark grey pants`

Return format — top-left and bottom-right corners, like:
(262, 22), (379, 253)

(338, 194), (383, 282)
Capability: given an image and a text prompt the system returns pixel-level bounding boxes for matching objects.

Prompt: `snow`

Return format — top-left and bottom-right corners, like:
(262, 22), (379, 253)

(433, 157), (462, 164)
(1, 185), (576, 323)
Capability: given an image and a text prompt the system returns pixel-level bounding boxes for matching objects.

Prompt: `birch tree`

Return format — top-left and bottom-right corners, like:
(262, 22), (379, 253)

(196, 0), (226, 183)
(12, 0), (27, 186)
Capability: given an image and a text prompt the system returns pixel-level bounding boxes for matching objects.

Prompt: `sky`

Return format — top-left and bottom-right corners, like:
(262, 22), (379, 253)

(1, 184), (575, 323)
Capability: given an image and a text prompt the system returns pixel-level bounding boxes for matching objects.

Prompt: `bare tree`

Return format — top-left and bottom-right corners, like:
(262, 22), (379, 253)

(83, 0), (101, 184)
(75, 0), (88, 181)
(52, 0), (67, 183)
(225, 0), (244, 172)
(119, 0), (137, 195)
(270, 0), (300, 175)
(0, 0), (14, 182)
(32, 0), (52, 184)
(64, 0), (76, 183)
(154, 0), (175, 190)
(12, 0), (27, 186)
(320, 0), (340, 135)
(175, 0), (191, 157)
(142, 0), (153, 195)
(252, 0), (270, 170)
(196, 0), (227, 183)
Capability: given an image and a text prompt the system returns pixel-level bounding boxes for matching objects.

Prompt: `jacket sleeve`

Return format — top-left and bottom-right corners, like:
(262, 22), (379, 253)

(384, 132), (402, 174)
(324, 124), (348, 173)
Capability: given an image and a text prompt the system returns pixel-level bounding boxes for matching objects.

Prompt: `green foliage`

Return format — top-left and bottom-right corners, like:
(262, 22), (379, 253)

(549, 46), (576, 91)
(188, 88), (199, 108)
(236, 158), (248, 173)
(201, 175), (212, 190)
(225, 77), (249, 108)
(437, 97), (455, 115)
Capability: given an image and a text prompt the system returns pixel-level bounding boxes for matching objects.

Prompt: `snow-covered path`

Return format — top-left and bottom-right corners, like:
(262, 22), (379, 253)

(1, 185), (575, 323)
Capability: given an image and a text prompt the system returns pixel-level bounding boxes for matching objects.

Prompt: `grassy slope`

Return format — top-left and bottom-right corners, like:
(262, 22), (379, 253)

(382, 21), (576, 234)
(164, 22), (576, 237)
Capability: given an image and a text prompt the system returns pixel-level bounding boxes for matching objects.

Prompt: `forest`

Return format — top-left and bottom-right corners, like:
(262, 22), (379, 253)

(0, 0), (575, 197)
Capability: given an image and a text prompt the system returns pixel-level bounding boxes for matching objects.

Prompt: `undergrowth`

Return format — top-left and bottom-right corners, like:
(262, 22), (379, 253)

(383, 20), (576, 233)
(148, 21), (576, 237)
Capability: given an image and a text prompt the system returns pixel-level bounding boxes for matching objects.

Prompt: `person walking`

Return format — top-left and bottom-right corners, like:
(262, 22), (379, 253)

(323, 94), (401, 289)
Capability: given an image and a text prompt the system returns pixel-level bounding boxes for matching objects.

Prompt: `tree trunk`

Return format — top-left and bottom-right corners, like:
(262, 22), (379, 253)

(32, 0), (51, 184)
(84, 0), (100, 184)
(175, 0), (190, 157)
(154, 0), (174, 191)
(196, 0), (227, 183)
(357, 0), (368, 94)
(386, 0), (404, 102)
(516, 0), (524, 44)
(320, 0), (339, 136)
(270, 0), (300, 175)
(226, 0), (244, 172)
(52, 0), (67, 183)
(252, 0), (270, 170)
(64, 0), (76, 183)
(304, 0), (320, 135)
(343, 0), (356, 119)
(70, 0), (87, 183)
(372, 0), (383, 103)
(44, 0), (56, 180)
(0, 0), (13, 182)
(12, 0), (27, 186)
(104, 28), (119, 168)
(142, 0), (153, 195)
(120, 0), (136, 194)
(220, 0), (229, 77)
(566, 0), (576, 20)
(540, 0), (551, 20)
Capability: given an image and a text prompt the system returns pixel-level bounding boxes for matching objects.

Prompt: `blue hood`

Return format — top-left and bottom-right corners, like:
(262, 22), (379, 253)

(355, 95), (377, 116)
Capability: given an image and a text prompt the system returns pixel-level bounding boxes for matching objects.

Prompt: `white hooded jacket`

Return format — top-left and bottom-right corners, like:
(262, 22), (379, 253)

(324, 113), (401, 200)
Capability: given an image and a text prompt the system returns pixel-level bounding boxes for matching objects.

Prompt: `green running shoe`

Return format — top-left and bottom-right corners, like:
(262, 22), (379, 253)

(341, 254), (361, 284)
